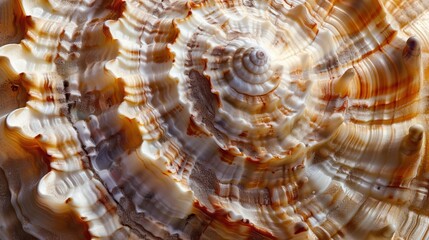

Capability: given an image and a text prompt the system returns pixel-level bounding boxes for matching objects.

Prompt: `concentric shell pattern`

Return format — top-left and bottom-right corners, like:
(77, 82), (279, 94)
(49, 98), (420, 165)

(1, 0), (429, 239)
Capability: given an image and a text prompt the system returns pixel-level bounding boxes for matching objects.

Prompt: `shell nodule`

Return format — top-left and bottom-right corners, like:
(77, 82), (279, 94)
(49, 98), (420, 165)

(0, 0), (429, 239)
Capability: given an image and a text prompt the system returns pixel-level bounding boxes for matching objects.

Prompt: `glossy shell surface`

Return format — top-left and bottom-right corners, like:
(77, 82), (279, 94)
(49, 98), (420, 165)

(1, 0), (429, 239)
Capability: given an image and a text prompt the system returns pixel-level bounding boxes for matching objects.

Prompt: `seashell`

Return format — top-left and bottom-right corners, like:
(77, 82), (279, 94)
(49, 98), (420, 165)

(0, 0), (429, 239)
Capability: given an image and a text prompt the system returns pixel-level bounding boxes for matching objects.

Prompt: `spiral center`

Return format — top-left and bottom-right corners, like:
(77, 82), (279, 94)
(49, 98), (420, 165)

(250, 49), (268, 66)
(235, 47), (271, 81)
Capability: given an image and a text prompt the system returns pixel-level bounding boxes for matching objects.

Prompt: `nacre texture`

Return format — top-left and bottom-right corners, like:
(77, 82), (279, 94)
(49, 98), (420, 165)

(1, 0), (429, 239)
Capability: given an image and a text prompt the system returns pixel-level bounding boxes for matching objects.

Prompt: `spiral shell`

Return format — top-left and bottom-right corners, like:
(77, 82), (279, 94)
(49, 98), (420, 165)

(0, 0), (429, 239)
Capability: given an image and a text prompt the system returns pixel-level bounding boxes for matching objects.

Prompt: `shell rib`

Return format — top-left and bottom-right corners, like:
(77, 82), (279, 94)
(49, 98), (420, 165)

(0, 0), (429, 239)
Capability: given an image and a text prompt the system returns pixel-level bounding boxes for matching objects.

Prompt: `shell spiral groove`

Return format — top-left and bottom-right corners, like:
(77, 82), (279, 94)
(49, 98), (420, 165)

(0, 0), (429, 239)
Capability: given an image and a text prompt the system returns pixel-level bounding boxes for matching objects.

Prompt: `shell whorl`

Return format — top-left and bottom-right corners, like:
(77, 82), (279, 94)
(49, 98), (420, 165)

(0, 0), (429, 240)
(170, 6), (318, 162)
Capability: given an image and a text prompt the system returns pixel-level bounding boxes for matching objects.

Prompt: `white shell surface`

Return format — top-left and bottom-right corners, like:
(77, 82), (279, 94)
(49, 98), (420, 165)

(0, 0), (429, 239)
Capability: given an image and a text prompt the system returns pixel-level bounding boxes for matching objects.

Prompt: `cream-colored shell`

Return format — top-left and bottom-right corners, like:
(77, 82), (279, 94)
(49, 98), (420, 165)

(0, 0), (429, 239)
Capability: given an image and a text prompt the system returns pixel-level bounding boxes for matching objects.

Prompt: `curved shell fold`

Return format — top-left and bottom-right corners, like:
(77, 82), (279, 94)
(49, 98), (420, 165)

(0, 0), (429, 239)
